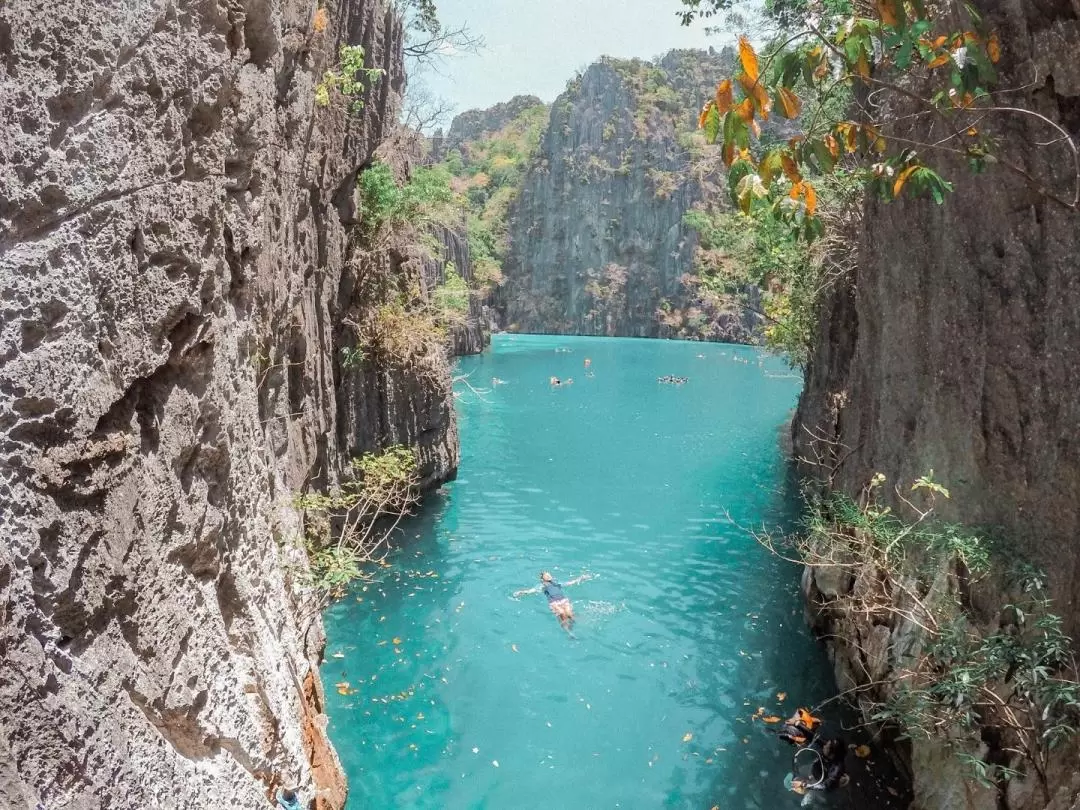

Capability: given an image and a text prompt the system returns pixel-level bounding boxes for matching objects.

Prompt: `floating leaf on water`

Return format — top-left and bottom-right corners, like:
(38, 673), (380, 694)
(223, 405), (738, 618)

(492, 760), (499, 768)
(777, 692), (787, 701)
(855, 744), (872, 758)
(763, 716), (782, 724)
(511, 643), (519, 653)
(331, 652), (345, 659)
(682, 733), (693, 743)
(393, 637), (402, 645)
(472, 747), (479, 754)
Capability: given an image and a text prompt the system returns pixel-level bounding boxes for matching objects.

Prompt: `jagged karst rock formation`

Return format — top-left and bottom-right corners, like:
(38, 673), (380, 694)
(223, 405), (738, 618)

(497, 49), (761, 341)
(0, 0), (457, 807)
(794, 2), (1080, 808)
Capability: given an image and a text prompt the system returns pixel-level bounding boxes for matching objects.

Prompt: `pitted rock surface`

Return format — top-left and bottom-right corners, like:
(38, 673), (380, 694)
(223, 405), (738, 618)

(0, 0), (456, 807)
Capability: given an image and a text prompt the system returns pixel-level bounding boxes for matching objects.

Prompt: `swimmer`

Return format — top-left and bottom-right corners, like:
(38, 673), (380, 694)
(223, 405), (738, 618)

(563, 377), (574, 385)
(550, 376), (561, 386)
(584, 358), (591, 368)
(514, 571), (594, 632)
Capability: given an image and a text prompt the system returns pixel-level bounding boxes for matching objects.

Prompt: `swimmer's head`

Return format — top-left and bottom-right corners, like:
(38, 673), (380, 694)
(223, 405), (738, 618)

(540, 571), (553, 582)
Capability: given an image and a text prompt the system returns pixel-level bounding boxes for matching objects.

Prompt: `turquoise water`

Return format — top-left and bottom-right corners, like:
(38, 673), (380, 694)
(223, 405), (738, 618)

(323, 335), (899, 809)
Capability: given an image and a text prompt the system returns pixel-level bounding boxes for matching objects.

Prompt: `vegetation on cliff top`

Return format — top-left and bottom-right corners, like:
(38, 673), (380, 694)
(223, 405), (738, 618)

(440, 102), (550, 295)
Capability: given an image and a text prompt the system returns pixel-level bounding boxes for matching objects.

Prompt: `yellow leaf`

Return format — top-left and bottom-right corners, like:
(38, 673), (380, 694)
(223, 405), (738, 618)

(855, 50), (871, 78)
(836, 122), (858, 153)
(967, 127), (978, 136)
(876, 0), (898, 26)
(683, 732), (693, 742)
(738, 35), (759, 81)
(392, 637), (402, 645)
(987, 32), (1001, 63)
(763, 715), (782, 724)
(313, 7), (329, 33)
(855, 744), (872, 758)
(715, 79), (734, 115)
(776, 87), (802, 119)
(777, 691), (787, 702)
(893, 165), (918, 197)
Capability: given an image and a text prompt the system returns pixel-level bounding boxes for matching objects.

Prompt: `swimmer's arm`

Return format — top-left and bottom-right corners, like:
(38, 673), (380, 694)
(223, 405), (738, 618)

(512, 586), (541, 598)
(564, 573), (596, 587)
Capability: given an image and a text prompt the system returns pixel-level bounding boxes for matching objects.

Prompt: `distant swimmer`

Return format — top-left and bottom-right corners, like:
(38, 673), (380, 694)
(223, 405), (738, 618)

(584, 358), (592, 368)
(550, 376), (561, 386)
(492, 377), (507, 385)
(514, 571), (594, 632)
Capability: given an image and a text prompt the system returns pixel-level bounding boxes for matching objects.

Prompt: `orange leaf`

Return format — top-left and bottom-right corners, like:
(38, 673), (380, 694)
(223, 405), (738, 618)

(776, 86), (802, 119)
(803, 182), (817, 216)
(722, 142), (736, 167)
(931, 35), (948, 48)
(781, 154), (802, 183)
(698, 103), (710, 130)
(893, 165), (918, 197)
(715, 79), (734, 115)
(738, 35), (759, 81)
(737, 73), (770, 120)
(855, 744), (872, 758)
(763, 715), (782, 724)
(824, 134), (840, 159)
(927, 53), (951, 69)
(735, 97), (755, 123)
(750, 118), (761, 138)
(313, 7), (329, 33)
(876, 0), (898, 27)
(987, 32), (1001, 63)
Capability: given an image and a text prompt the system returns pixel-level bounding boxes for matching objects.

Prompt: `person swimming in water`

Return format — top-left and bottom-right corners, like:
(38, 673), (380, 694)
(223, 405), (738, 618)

(790, 737), (848, 805)
(514, 571), (593, 631)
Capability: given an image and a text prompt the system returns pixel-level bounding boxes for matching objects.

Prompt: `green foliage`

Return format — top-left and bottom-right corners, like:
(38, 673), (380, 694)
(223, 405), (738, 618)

(439, 103), (548, 294)
(339, 345), (367, 368)
(432, 263), (470, 322)
(316, 45), (384, 114)
(358, 161), (457, 238)
(294, 446), (420, 595)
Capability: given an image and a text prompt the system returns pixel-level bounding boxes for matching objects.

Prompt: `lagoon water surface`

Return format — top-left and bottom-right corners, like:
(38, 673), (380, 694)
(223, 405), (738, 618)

(324, 335), (872, 809)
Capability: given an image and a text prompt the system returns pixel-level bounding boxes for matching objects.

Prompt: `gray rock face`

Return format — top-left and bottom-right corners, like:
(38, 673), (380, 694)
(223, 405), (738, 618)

(445, 94), (545, 153)
(795, 3), (1080, 808)
(421, 223), (489, 356)
(500, 49), (759, 341)
(0, 0), (457, 807)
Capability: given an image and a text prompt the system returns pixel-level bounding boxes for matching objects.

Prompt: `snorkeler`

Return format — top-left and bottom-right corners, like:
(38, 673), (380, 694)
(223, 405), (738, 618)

(790, 737), (848, 804)
(514, 572), (593, 631)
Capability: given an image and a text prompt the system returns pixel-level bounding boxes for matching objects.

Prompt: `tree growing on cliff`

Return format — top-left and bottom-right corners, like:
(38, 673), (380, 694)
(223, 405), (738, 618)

(682, 0), (1080, 240)
(295, 447), (420, 598)
(315, 45), (385, 114)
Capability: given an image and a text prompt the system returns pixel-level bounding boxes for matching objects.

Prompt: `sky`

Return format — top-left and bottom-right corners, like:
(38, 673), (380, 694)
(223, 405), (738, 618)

(420, 0), (735, 118)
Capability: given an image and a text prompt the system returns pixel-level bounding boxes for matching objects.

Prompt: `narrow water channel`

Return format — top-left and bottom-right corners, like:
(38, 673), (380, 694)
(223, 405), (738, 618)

(323, 335), (897, 808)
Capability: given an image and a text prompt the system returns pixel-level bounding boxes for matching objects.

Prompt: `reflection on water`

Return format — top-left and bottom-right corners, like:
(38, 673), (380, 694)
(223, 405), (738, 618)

(323, 335), (907, 809)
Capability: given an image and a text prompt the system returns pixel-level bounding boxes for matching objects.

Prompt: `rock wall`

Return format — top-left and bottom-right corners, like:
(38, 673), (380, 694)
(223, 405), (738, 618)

(499, 49), (761, 341)
(420, 222), (489, 356)
(794, 2), (1080, 808)
(0, 0), (457, 807)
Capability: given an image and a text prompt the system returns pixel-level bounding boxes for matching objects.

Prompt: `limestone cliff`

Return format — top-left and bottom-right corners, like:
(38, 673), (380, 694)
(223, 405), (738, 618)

(498, 49), (761, 341)
(794, 2), (1080, 808)
(0, 0), (457, 808)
